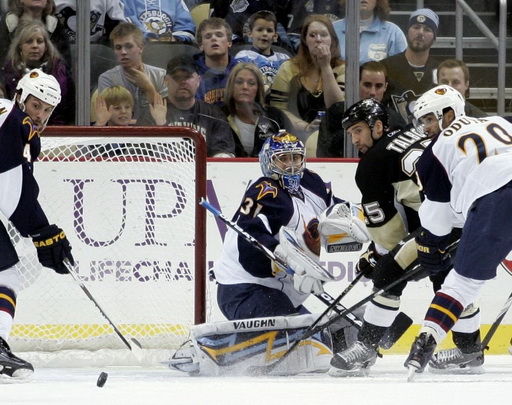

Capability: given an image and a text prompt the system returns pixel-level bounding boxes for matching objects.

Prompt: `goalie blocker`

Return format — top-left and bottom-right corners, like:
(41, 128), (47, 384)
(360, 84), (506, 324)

(169, 313), (346, 376)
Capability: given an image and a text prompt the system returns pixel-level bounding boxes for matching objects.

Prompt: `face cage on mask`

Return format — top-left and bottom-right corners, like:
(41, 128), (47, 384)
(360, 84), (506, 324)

(270, 151), (305, 194)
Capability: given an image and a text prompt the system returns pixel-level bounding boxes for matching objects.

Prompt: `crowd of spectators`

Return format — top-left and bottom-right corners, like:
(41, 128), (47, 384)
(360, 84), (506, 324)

(0, 1), (499, 157)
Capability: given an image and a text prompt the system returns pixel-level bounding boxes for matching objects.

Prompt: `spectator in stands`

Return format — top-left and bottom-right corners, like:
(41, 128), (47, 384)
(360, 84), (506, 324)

(333, 0), (407, 65)
(381, 8), (440, 123)
(139, 54), (235, 157)
(316, 60), (407, 157)
(92, 85), (134, 126)
(2, 20), (75, 125)
(210, 1), (293, 51)
(233, 10), (291, 97)
(54, 0), (127, 45)
(0, 0), (71, 67)
(194, 17), (238, 106)
(97, 22), (168, 123)
(122, 0), (196, 43)
(223, 63), (292, 157)
(211, 1), (343, 52)
(436, 58), (487, 117)
(270, 14), (345, 142)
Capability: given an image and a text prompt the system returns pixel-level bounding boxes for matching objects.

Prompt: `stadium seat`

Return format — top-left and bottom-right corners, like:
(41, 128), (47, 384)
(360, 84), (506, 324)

(142, 43), (201, 70)
(90, 44), (117, 90)
(190, 3), (211, 28)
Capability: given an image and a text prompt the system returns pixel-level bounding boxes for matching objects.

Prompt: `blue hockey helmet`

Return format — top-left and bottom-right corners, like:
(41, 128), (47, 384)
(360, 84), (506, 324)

(259, 131), (306, 194)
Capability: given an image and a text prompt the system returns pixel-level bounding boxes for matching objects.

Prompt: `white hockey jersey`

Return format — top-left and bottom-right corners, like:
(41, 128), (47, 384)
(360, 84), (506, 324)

(55, 0), (127, 43)
(417, 115), (512, 237)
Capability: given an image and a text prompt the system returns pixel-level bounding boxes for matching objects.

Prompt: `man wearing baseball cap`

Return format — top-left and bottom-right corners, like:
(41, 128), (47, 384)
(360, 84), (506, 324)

(381, 8), (440, 123)
(138, 53), (235, 157)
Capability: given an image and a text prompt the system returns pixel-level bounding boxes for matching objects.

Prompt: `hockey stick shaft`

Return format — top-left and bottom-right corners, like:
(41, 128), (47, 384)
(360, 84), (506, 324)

(200, 198), (361, 325)
(480, 289), (512, 350)
(64, 260), (142, 352)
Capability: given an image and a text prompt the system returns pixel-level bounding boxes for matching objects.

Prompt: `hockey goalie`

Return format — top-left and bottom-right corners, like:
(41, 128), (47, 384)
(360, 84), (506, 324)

(168, 202), (370, 377)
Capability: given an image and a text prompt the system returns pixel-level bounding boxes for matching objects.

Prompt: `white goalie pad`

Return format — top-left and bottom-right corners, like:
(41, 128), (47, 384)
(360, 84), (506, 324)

(277, 227), (335, 282)
(318, 202), (371, 253)
(168, 314), (333, 376)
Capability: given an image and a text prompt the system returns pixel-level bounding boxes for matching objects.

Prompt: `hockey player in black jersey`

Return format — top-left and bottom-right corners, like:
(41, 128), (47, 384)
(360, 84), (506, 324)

(0, 69), (74, 378)
(328, 98), (483, 377)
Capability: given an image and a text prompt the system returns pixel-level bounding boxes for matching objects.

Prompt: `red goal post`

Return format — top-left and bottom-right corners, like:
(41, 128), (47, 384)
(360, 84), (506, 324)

(7, 126), (207, 364)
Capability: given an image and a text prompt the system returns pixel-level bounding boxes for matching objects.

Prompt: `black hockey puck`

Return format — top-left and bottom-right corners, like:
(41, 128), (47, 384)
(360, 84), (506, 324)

(97, 372), (108, 387)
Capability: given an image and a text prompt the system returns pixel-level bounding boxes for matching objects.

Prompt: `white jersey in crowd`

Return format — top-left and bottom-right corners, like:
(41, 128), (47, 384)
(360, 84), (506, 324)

(54, 0), (127, 43)
(417, 115), (512, 237)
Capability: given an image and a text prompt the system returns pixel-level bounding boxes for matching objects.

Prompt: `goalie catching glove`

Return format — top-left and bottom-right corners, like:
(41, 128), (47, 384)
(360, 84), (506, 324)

(31, 224), (74, 274)
(318, 202), (370, 253)
(274, 227), (335, 295)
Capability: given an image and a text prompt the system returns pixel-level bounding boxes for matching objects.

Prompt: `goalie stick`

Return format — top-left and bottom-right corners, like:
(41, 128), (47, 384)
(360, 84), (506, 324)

(64, 260), (143, 355)
(200, 199), (362, 324)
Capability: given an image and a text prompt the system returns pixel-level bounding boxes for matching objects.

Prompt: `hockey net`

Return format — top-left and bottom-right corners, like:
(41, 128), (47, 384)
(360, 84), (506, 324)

(6, 126), (208, 366)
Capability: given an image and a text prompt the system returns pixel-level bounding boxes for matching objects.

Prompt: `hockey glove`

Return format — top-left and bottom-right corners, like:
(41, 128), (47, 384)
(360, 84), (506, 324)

(373, 253), (409, 296)
(356, 241), (380, 279)
(32, 224), (74, 274)
(416, 230), (452, 276)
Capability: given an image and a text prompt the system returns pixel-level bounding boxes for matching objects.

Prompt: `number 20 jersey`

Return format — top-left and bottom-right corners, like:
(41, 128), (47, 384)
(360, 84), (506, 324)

(417, 115), (512, 237)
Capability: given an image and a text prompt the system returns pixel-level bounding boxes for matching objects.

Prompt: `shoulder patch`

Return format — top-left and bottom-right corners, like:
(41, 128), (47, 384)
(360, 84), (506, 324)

(255, 181), (278, 200)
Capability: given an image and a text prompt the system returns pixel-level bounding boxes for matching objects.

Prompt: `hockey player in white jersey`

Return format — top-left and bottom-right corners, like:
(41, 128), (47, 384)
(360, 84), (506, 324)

(0, 69), (74, 378)
(405, 85), (512, 379)
(169, 131), (371, 376)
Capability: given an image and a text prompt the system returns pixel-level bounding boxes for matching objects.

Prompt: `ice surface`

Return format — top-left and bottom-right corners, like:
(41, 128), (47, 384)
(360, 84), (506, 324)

(1, 355), (510, 405)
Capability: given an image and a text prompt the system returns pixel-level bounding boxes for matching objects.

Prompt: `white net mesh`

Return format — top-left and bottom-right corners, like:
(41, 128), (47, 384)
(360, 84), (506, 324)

(6, 130), (206, 364)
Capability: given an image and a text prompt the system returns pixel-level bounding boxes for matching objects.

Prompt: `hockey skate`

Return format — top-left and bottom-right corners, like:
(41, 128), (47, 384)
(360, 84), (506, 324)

(405, 333), (436, 381)
(328, 341), (378, 377)
(428, 348), (484, 374)
(0, 337), (34, 378)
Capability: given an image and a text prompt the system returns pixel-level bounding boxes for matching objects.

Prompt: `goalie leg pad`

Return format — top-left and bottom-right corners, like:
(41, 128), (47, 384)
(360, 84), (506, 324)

(170, 314), (334, 376)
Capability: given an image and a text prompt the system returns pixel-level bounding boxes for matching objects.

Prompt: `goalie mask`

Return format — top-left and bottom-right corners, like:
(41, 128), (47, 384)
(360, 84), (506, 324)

(412, 85), (465, 133)
(15, 69), (61, 129)
(259, 131), (306, 195)
(342, 98), (389, 133)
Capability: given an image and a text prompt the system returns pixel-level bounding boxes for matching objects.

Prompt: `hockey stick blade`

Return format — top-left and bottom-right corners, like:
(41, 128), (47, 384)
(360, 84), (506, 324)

(379, 312), (414, 350)
(64, 260), (143, 358)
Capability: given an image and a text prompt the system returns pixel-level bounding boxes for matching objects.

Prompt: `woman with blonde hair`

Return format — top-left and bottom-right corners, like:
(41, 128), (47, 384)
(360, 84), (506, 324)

(223, 63), (292, 157)
(2, 20), (75, 124)
(270, 14), (345, 141)
(0, 0), (71, 67)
